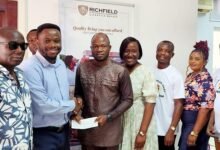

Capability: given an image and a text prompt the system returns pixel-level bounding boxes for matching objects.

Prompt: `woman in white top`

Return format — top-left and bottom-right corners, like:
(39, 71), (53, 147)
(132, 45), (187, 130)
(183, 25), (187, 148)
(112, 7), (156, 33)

(119, 37), (158, 150)
(207, 68), (220, 150)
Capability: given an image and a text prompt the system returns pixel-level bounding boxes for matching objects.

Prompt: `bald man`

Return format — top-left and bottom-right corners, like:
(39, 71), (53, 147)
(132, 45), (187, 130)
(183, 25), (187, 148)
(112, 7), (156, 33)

(0, 28), (32, 149)
(74, 32), (133, 150)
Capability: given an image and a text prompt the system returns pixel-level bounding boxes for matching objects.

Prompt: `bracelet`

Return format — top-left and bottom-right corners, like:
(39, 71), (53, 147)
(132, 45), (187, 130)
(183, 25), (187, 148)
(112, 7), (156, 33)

(107, 114), (112, 121)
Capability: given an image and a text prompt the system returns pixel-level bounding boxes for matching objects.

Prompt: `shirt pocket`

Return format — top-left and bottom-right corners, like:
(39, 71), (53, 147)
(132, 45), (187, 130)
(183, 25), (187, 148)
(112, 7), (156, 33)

(81, 75), (95, 85)
(101, 78), (118, 87)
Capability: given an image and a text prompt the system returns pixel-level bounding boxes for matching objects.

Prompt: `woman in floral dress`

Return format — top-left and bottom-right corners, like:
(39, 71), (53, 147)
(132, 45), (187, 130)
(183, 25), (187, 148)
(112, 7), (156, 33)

(179, 41), (216, 150)
(119, 37), (158, 150)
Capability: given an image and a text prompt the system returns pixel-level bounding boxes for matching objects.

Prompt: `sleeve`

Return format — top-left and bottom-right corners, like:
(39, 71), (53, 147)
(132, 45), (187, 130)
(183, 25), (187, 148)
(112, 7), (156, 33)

(74, 65), (84, 98)
(108, 68), (133, 120)
(198, 73), (215, 109)
(23, 66), (75, 116)
(213, 69), (220, 86)
(173, 72), (185, 100)
(142, 70), (157, 103)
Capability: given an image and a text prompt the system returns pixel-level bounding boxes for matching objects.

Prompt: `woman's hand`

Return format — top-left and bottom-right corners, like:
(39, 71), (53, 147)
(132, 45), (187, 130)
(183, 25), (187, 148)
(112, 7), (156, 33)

(134, 134), (146, 149)
(187, 133), (197, 146)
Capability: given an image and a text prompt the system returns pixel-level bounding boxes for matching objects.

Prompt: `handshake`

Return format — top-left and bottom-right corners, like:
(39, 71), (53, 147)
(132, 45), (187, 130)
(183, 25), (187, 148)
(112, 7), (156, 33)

(71, 97), (83, 122)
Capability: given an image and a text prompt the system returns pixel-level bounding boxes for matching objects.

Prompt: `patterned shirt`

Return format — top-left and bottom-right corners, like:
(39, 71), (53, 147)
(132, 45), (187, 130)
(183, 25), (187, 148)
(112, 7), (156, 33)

(0, 65), (32, 150)
(184, 69), (215, 111)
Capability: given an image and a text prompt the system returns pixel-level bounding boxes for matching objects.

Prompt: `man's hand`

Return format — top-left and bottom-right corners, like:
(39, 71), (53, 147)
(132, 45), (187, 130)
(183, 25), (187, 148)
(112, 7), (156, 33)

(164, 129), (175, 146)
(95, 115), (108, 127)
(72, 97), (83, 116)
(70, 97), (83, 123)
(73, 97), (83, 111)
(71, 114), (83, 123)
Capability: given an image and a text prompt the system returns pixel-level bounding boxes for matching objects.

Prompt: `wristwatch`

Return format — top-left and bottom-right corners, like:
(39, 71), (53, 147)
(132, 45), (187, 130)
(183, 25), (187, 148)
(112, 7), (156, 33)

(190, 131), (198, 137)
(73, 110), (78, 116)
(170, 126), (176, 131)
(107, 114), (112, 121)
(138, 131), (145, 137)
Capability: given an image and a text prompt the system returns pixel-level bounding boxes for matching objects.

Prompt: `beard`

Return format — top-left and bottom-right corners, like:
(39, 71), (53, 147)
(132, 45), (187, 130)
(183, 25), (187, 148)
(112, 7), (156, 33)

(44, 55), (57, 63)
(38, 46), (60, 63)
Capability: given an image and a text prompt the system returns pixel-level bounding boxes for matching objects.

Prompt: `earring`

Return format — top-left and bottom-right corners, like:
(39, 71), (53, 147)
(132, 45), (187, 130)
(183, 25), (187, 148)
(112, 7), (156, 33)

(200, 66), (204, 72)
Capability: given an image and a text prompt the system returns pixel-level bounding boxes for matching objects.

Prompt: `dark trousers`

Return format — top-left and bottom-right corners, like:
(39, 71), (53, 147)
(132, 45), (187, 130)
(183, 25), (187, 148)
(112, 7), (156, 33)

(158, 136), (176, 150)
(82, 145), (119, 150)
(178, 110), (209, 150)
(33, 123), (70, 150)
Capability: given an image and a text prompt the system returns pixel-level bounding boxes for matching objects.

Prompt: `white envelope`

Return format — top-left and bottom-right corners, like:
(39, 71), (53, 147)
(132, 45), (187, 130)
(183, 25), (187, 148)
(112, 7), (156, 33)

(71, 117), (98, 129)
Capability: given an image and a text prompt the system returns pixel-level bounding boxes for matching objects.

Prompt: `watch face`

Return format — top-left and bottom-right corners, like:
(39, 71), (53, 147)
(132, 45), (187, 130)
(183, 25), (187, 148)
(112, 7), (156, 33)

(139, 131), (145, 136)
(190, 131), (198, 137)
(170, 126), (175, 131)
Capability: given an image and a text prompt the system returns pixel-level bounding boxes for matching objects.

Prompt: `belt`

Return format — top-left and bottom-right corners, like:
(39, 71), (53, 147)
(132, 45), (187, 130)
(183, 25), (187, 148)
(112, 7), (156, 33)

(34, 125), (65, 133)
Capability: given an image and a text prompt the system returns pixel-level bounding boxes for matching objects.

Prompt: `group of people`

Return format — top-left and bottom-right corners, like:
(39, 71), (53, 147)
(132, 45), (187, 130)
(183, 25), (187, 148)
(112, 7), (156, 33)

(0, 22), (219, 150)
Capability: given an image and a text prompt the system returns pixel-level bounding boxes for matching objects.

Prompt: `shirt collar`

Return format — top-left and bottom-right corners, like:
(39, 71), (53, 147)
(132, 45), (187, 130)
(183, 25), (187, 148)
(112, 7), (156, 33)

(0, 65), (10, 76)
(35, 51), (62, 68)
(0, 65), (22, 81)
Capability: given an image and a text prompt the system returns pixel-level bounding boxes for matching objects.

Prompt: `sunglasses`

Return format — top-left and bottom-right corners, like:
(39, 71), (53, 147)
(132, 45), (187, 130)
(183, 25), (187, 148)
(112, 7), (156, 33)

(0, 41), (28, 51)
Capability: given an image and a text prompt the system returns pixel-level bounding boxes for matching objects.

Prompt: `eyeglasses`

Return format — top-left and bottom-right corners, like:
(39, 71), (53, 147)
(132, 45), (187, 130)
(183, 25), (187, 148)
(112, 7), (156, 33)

(0, 41), (28, 51)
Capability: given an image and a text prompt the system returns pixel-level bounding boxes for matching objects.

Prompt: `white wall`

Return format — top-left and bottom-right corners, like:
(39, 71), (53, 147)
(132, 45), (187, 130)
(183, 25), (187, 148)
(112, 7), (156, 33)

(134, 0), (197, 76)
(18, 0), (197, 76)
(197, 12), (220, 74)
(17, 0), (27, 35)
(26, 0), (60, 29)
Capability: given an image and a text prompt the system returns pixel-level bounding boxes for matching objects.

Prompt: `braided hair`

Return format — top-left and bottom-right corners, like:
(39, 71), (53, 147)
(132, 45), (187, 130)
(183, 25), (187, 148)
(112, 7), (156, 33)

(186, 41), (209, 75)
(192, 40), (209, 61)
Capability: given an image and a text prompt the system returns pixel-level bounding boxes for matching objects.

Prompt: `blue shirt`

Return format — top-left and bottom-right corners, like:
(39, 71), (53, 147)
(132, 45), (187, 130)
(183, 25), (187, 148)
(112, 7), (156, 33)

(22, 52), (75, 127)
(0, 65), (32, 149)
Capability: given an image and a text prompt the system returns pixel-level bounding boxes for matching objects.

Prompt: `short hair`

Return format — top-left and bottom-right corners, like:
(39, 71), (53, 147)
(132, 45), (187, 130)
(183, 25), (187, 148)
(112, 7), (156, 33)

(91, 32), (110, 45)
(119, 37), (143, 59)
(157, 40), (174, 52)
(26, 29), (37, 40)
(0, 27), (24, 40)
(37, 23), (60, 37)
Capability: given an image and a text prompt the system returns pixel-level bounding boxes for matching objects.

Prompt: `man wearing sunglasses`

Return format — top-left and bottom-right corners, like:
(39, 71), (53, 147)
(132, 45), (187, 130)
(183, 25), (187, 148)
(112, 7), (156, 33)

(21, 23), (82, 150)
(0, 28), (32, 149)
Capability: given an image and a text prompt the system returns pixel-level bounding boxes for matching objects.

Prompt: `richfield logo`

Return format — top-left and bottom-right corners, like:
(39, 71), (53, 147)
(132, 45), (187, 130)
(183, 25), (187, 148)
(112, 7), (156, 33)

(78, 5), (88, 16)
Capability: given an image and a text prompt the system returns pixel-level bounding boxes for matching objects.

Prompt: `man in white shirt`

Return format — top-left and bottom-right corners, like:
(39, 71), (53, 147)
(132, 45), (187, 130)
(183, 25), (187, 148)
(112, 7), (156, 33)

(154, 40), (185, 150)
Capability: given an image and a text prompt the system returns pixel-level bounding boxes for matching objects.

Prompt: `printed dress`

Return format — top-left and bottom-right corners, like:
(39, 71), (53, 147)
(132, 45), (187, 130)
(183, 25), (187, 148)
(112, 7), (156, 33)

(0, 65), (32, 150)
(120, 65), (158, 150)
